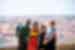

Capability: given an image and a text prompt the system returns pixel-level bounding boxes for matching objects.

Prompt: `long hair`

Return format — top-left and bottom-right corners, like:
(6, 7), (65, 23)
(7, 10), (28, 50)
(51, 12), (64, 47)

(32, 22), (39, 32)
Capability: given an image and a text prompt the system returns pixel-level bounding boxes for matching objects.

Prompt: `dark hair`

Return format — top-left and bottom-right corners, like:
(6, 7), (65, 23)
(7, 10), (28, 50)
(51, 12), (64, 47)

(51, 21), (55, 26)
(33, 21), (38, 26)
(32, 21), (39, 32)
(26, 19), (31, 25)
(41, 25), (46, 29)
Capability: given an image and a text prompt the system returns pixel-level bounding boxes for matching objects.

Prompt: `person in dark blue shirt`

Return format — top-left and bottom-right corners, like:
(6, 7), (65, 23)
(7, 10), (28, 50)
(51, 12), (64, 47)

(39, 25), (46, 50)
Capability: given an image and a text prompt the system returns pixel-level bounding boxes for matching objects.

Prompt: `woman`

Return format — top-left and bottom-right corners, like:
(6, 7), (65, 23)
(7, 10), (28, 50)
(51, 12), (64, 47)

(27, 22), (39, 50)
(39, 25), (46, 50)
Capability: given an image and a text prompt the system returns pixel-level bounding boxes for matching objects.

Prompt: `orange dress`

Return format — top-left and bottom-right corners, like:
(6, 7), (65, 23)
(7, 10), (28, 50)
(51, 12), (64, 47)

(27, 31), (39, 50)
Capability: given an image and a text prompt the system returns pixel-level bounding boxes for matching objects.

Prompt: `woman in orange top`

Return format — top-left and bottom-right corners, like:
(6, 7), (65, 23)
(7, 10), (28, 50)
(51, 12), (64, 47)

(27, 22), (39, 50)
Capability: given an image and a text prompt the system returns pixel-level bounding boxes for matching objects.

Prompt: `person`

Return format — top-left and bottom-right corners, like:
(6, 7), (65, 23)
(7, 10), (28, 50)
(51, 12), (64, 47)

(16, 22), (23, 37)
(18, 19), (31, 50)
(39, 25), (46, 50)
(27, 22), (39, 50)
(16, 22), (23, 50)
(44, 21), (56, 50)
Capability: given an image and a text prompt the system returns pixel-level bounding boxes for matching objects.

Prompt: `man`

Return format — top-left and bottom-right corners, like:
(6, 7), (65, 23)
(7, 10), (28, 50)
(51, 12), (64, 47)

(16, 22), (23, 50)
(18, 19), (31, 50)
(44, 21), (56, 50)
(16, 22), (23, 37)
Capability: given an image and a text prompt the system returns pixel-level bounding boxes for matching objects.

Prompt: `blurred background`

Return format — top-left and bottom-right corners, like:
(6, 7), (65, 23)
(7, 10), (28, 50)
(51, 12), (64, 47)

(0, 0), (75, 50)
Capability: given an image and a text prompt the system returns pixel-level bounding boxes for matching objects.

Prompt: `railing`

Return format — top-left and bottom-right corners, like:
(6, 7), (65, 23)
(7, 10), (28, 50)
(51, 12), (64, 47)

(0, 32), (16, 42)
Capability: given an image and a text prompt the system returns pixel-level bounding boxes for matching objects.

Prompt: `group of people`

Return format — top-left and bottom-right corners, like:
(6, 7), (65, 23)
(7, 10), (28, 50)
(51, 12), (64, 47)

(16, 19), (56, 50)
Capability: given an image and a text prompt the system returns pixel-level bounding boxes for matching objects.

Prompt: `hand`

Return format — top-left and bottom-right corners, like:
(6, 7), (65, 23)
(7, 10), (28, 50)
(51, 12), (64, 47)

(43, 40), (48, 45)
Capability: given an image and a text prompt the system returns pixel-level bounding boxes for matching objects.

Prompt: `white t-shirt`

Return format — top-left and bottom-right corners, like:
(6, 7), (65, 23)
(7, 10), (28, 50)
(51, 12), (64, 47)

(45, 27), (56, 41)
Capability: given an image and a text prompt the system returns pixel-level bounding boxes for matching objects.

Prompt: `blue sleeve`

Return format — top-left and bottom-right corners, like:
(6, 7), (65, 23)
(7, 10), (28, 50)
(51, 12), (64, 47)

(16, 25), (23, 37)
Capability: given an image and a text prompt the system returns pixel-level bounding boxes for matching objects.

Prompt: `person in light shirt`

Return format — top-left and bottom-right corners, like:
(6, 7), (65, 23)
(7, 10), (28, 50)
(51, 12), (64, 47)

(44, 21), (56, 50)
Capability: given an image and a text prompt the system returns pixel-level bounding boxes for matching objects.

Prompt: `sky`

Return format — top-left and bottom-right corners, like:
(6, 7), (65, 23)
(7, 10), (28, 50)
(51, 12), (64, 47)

(72, 0), (75, 15)
(0, 0), (73, 17)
